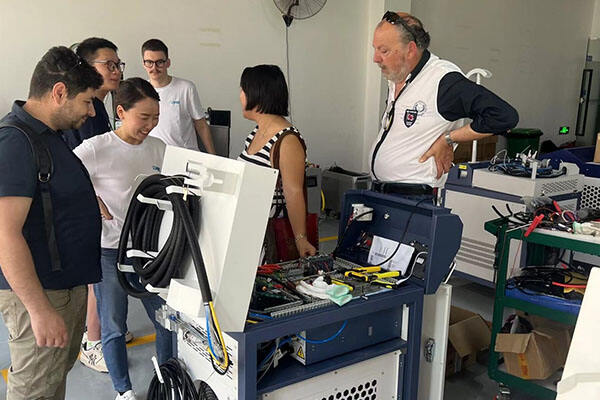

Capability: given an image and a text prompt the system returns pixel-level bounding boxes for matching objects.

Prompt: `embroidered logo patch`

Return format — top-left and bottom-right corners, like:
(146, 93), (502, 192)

(404, 109), (418, 128)
(170, 100), (180, 105)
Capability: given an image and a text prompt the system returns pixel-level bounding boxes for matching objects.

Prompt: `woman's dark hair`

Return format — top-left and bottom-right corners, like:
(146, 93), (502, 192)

(240, 65), (288, 116)
(114, 77), (160, 111)
(28, 46), (103, 99)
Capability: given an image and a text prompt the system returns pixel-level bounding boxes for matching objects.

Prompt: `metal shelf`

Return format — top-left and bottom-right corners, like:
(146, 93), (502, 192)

(485, 218), (597, 399)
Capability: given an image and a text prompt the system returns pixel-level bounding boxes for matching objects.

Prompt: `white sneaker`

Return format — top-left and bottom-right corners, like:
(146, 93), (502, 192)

(79, 340), (108, 373)
(81, 330), (87, 345)
(125, 330), (134, 343)
(115, 390), (137, 400)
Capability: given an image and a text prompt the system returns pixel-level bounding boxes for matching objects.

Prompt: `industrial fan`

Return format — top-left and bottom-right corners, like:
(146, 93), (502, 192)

(273, 0), (327, 26)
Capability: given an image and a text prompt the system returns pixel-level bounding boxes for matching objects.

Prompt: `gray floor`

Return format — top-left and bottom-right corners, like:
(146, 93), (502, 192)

(0, 218), (539, 399)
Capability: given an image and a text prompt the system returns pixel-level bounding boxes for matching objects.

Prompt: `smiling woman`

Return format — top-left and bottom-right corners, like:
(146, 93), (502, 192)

(113, 78), (160, 145)
(72, 77), (170, 400)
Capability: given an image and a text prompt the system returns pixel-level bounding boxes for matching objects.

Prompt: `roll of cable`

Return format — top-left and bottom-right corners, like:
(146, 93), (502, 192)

(117, 174), (201, 298)
(147, 358), (201, 400)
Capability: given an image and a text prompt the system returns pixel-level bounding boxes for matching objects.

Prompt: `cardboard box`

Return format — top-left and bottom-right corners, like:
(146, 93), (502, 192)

(446, 306), (492, 376)
(454, 135), (498, 163)
(495, 325), (571, 380)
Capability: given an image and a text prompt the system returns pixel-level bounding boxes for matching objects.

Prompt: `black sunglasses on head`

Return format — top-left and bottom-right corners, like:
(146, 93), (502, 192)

(382, 11), (418, 43)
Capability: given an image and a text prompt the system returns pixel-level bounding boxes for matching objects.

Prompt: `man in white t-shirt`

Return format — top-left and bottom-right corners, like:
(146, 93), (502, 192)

(141, 39), (216, 153)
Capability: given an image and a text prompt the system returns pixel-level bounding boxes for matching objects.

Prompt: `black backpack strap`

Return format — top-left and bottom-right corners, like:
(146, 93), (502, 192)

(0, 121), (61, 272)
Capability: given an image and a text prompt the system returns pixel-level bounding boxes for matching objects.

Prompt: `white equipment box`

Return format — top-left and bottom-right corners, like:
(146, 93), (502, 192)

(444, 162), (582, 284)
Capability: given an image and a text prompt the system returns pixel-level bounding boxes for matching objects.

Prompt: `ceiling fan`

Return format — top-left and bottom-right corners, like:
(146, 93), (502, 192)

(273, 0), (327, 27)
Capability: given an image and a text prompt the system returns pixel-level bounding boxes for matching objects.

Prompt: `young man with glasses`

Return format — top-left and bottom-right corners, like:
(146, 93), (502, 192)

(63, 37), (133, 374)
(62, 37), (125, 150)
(0, 46), (103, 400)
(141, 38), (216, 153)
(370, 12), (519, 197)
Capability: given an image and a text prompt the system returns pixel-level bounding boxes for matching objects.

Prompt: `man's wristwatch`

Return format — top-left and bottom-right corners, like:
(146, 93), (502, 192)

(444, 132), (456, 147)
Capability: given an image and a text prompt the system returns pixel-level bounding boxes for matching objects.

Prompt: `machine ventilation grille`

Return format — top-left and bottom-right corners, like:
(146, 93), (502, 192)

(582, 184), (600, 209)
(320, 379), (378, 400)
(540, 179), (578, 196)
(456, 238), (495, 270)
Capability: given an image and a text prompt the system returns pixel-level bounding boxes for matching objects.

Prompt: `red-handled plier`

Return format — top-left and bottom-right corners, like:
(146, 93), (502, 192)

(524, 214), (545, 237)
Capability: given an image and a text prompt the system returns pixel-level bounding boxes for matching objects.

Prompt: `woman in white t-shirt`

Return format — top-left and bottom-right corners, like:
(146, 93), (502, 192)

(74, 78), (167, 400)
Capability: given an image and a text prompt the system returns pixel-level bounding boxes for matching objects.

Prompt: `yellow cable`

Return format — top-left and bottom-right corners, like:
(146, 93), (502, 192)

(204, 305), (224, 368)
(209, 301), (230, 371)
(321, 190), (325, 211)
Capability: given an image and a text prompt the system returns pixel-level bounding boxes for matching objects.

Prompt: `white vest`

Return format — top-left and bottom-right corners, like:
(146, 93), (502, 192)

(369, 52), (466, 187)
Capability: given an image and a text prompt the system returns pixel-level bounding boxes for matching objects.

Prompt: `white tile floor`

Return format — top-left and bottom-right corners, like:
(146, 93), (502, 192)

(0, 218), (538, 399)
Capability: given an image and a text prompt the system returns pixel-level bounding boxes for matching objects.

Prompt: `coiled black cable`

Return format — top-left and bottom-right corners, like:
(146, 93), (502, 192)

(117, 174), (200, 298)
(147, 358), (199, 400)
(119, 174), (230, 374)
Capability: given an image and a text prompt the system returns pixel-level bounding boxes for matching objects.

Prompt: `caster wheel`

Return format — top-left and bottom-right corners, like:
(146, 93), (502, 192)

(496, 384), (511, 400)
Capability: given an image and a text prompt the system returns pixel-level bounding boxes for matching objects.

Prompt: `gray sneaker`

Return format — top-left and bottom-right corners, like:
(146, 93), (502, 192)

(115, 390), (137, 400)
(79, 341), (108, 373)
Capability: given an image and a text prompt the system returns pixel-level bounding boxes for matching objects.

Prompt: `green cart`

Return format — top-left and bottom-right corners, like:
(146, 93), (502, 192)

(485, 218), (600, 399)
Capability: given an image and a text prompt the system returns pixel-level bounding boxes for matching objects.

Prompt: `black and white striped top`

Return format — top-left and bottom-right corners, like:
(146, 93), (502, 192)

(238, 126), (303, 216)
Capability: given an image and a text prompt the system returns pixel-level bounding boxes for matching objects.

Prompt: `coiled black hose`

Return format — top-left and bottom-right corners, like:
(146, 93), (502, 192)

(117, 174), (201, 298)
(147, 358), (201, 400)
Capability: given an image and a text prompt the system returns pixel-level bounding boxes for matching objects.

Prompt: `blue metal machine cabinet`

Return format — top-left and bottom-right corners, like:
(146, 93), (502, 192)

(174, 190), (462, 400)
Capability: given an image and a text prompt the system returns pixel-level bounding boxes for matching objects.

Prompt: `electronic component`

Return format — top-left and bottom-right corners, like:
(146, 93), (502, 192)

(408, 241), (428, 280)
(290, 308), (401, 366)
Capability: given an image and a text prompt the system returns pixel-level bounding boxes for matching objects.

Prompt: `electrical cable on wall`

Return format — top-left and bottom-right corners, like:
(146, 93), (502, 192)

(285, 24), (293, 123)
(274, 0), (329, 123)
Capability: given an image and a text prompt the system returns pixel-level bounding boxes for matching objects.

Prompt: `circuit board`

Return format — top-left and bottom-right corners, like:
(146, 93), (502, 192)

(250, 255), (393, 318)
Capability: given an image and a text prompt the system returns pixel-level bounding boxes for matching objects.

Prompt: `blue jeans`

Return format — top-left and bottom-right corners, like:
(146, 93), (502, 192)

(95, 248), (173, 393)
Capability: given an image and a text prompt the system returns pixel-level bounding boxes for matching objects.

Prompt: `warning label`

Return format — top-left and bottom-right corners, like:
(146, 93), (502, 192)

(296, 346), (305, 360)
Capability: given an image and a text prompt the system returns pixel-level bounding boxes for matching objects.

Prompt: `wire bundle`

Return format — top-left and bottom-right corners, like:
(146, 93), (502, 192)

(506, 266), (587, 299)
(147, 359), (199, 400)
(488, 153), (567, 179)
(118, 174), (230, 374)
(117, 174), (199, 297)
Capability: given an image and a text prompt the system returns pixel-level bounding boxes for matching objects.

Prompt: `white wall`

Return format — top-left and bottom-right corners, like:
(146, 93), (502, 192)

(411, 0), (596, 147)
(0, 0), (369, 170)
(2, 1), (598, 171)
(592, 0), (600, 37)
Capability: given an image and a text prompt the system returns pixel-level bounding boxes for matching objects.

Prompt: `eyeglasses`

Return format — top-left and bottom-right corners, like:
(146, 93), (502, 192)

(91, 60), (126, 73)
(143, 59), (167, 68)
(382, 11), (418, 43)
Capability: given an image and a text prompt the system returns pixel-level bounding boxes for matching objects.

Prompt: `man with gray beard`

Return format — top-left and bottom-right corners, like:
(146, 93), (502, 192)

(369, 12), (518, 197)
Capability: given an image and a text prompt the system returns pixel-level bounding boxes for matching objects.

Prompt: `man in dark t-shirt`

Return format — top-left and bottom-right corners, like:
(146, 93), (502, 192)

(62, 37), (123, 149)
(0, 46), (103, 400)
